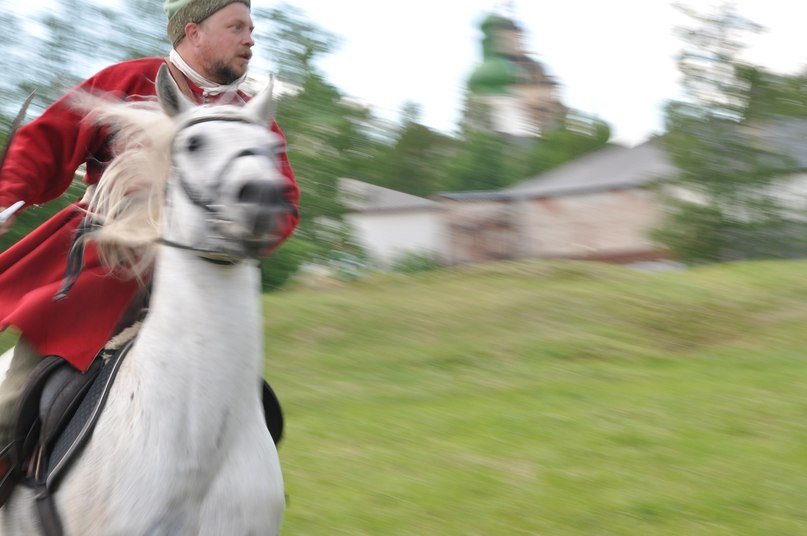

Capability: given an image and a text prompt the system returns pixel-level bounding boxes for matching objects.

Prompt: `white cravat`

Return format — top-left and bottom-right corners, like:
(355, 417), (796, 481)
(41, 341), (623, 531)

(169, 49), (247, 99)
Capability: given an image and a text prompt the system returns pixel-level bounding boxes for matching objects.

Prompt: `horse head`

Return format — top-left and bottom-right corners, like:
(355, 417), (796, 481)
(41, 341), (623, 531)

(155, 64), (296, 262)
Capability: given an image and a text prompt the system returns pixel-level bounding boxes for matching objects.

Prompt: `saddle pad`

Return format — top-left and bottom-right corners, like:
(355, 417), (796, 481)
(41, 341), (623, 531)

(44, 341), (132, 490)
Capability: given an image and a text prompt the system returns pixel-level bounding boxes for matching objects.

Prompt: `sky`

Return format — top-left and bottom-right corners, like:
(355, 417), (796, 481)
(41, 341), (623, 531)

(251, 0), (807, 146)
(12, 0), (807, 146)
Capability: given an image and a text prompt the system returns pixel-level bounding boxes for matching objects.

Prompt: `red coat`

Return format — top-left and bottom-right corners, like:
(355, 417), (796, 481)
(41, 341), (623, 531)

(0, 57), (300, 371)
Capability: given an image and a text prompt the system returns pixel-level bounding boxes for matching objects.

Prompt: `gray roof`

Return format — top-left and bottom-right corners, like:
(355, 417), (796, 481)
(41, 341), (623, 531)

(434, 190), (519, 202)
(504, 139), (677, 197)
(436, 140), (677, 202)
(339, 178), (441, 213)
(748, 117), (807, 169)
(354, 122), (807, 208)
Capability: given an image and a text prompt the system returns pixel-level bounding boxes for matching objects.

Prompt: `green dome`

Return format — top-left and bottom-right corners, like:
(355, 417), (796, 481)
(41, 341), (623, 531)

(467, 11), (520, 95)
(480, 13), (518, 32)
(468, 58), (518, 94)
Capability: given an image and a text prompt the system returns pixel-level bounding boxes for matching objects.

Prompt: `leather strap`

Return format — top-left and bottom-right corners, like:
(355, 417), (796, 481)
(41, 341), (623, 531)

(0, 446), (19, 508)
(35, 486), (64, 536)
(163, 58), (198, 104)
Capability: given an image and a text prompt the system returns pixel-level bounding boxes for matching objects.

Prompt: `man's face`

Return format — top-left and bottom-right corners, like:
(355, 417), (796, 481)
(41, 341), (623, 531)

(196, 3), (254, 84)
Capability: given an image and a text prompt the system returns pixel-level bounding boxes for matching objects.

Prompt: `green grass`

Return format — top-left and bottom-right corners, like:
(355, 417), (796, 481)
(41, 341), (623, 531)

(4, 259), (807, 533)
(263, 260), (807, 535)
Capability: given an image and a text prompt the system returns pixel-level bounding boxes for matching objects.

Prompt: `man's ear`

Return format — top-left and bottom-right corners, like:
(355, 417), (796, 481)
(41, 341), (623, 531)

(184, 22), (201, 45)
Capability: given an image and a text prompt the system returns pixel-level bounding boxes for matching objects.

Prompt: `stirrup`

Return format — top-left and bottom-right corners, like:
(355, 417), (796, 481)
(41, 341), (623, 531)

(0, 441), (20, 508)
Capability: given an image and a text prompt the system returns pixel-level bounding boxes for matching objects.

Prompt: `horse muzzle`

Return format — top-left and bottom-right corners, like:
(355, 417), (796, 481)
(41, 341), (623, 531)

(238, 179), (298, 234)
(209, 179), (297, 259)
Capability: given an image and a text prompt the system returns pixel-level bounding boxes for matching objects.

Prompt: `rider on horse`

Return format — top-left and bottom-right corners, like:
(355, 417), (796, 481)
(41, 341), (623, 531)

(0, 0), (300, 505)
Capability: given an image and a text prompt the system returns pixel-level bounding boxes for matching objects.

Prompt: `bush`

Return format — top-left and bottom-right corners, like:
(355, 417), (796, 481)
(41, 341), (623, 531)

(260, 236), (316, 291)
(390, 252), (442, 274)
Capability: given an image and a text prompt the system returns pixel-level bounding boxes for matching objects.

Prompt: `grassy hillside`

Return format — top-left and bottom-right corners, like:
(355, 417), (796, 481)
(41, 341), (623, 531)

(3, 259), (806, 533)
(264, 260), (807, 535)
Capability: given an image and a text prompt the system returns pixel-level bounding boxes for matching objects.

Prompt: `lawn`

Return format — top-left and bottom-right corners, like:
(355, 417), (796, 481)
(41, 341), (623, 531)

(263, 260), (807, 535)
(3, 259), (806, 534)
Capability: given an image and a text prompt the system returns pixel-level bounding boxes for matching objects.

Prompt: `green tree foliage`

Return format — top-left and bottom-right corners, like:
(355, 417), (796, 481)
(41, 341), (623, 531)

(107, 0), (170, 61)
(655, 2), (804, 264)
(370, 105), (456, 197)
(0, 8), (27, 116)
(740, 66), (807, 120)
(12, 0), (168, 112)
(443, 128), (512, 191)
(0, 0), (167, 254)
(441, 107), (610, 193)
(255, 5), (379, 281)
(255, 4), (340, 88)
(524, 113), (611, 175)
(2, 2), (615, 287)
(0, 0), (168, 122)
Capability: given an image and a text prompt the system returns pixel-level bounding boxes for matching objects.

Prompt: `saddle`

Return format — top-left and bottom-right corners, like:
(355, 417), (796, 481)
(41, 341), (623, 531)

(3, 340), (284, 534)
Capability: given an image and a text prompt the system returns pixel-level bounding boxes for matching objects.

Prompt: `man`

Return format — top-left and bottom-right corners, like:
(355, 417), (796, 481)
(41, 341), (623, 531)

(0, 0), (299, 503)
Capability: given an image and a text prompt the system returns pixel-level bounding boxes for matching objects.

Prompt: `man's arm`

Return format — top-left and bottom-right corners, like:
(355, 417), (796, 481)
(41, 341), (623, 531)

(0, 59), (162, 211)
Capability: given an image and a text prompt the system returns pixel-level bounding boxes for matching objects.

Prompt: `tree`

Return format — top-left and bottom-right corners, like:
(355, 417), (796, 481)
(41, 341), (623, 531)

(654, 2), (803, 264)
(441, 103), (611, 194)
(254, 3), (340, 88)
(740, 66), (807, 120)
(254, 4), (381, 282)
(0, 8), (27, 119)
(1, 2), (365, 288)
(370, 103), (456, 197)
(1, 0), (169, 254)
(107, 0), (169, 61)
(521, 112), (611, 178)
(443, 128), (512, 192)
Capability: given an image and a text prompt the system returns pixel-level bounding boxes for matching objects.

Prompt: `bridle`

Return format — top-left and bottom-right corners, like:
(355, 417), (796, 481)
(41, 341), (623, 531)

(157, 114), (279, 263)
(56, 115), (285, 298)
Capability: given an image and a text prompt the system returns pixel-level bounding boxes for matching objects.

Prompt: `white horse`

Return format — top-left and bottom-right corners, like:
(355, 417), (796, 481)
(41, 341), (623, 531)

(0, 65), (293, 534)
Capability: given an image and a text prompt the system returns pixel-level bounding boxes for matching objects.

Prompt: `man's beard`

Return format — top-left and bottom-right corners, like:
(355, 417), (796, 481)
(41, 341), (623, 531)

(209, 60), (245, 85)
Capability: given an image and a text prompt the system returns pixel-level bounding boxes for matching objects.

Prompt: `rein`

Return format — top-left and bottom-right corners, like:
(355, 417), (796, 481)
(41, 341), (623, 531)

(155, 237), (240, 265)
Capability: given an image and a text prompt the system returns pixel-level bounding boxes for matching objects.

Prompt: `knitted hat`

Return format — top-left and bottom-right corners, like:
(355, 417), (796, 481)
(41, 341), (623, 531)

(165, 0), (251, 46)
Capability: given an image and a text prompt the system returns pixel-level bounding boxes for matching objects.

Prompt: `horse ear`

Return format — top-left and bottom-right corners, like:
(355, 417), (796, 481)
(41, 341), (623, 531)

(156, 64), (193, 117)
(243, 74), (274, 124)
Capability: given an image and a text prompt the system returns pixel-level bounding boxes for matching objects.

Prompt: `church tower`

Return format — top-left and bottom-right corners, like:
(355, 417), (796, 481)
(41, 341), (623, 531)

(467, 2), (567, 137)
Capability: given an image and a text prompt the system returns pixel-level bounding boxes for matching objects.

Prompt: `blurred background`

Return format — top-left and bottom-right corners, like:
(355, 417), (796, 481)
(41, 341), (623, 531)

(4, 0), (807, 283)
(3, 1), (807, 533)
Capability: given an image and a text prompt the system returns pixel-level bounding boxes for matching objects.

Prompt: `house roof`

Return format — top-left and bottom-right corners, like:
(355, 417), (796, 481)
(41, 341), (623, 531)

(345, 121), (807, 211)
(747, 117), (807, 169)
(339, 178), (442, 213)
(504, 139), (676, 197)
(436, 139), (677, 202)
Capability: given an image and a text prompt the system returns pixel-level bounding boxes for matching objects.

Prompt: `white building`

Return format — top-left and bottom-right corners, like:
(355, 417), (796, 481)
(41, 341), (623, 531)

(339, 178), (448, 268)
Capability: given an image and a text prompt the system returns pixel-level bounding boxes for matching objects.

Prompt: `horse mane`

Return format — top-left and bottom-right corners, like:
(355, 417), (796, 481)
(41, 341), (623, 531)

(71, 91), (178, 279)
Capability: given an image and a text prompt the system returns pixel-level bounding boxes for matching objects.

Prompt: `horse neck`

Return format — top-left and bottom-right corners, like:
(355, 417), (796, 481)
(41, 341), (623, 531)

(132, 246), (265, 412)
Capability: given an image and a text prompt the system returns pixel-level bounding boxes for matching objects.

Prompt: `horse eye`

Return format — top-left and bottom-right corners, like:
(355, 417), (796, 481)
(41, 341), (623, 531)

(186, 135), (204, 153)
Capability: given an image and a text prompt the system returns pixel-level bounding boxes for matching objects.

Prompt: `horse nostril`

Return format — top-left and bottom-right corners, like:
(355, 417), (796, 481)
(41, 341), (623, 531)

(238, 180), (296, 235)
(238, 180), (283, 206)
